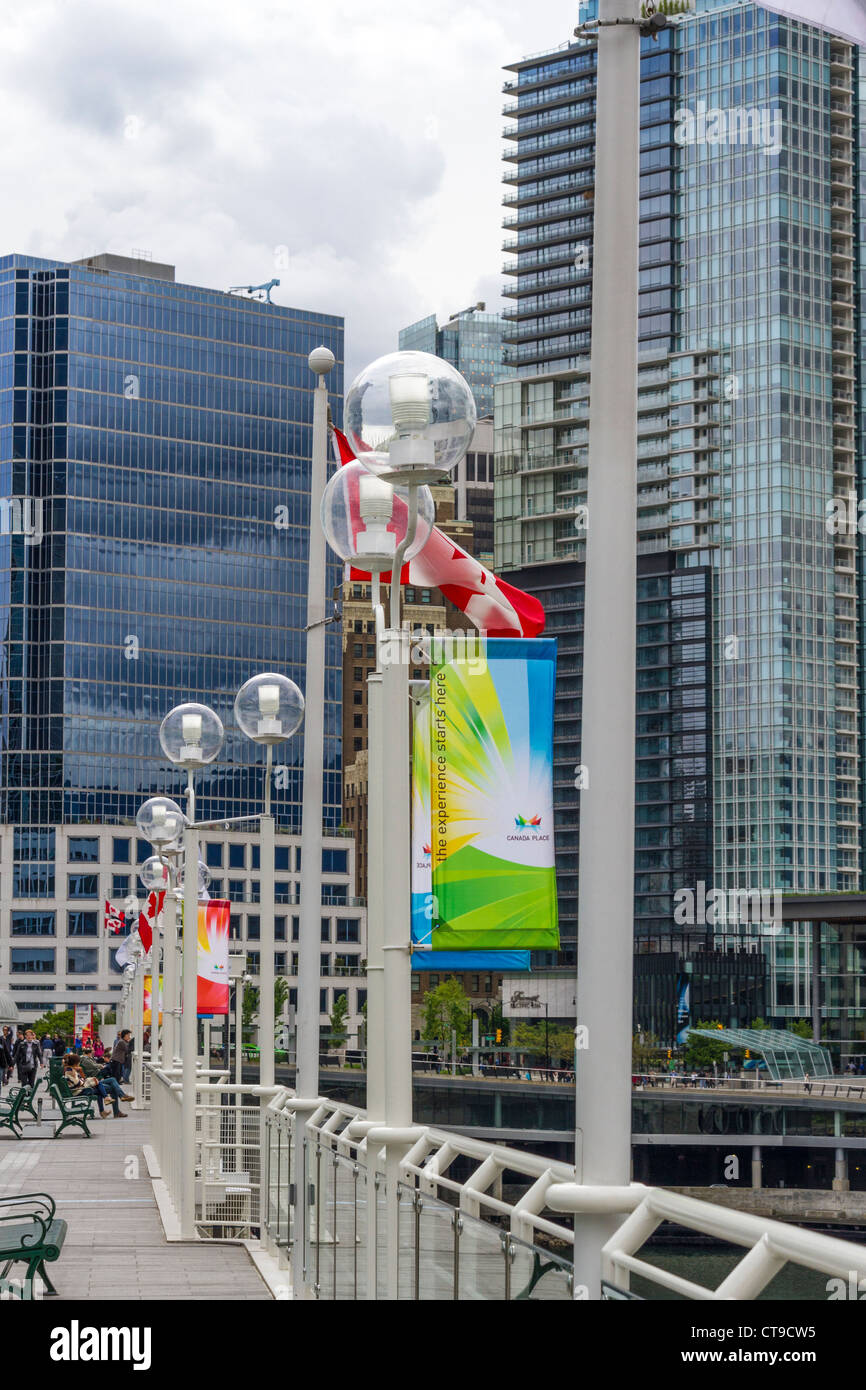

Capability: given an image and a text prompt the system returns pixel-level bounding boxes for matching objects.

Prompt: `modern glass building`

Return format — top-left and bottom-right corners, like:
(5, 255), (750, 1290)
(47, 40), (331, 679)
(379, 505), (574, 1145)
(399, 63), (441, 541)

(0, 251), (350, 1020)
(399, 308), (507, 418)
(496, 0), (866, 1057)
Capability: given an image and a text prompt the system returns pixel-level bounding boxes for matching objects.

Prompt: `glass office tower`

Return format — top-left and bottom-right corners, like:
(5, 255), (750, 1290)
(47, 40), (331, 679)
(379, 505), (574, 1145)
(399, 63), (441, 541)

(399, 309), (506, 418)
(0, 252), (344, 831)
(497, 0), (866, 1055)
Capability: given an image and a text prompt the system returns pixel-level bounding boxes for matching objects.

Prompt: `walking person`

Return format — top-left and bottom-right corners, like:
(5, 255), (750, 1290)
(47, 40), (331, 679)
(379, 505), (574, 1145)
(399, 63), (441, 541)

(12, 1029), (42, 1087)
(110, 1030), (132, 1084)
(0, 1032), (11, 1092)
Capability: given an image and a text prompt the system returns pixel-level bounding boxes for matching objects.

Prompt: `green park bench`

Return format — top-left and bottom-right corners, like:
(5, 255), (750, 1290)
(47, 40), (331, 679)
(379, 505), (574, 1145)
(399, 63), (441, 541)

(0, 1088), (28, 1139)
(0, 1193), (66, 1297)
(48, 1082), (96, 1139)
(6, 1078), (43, 1124)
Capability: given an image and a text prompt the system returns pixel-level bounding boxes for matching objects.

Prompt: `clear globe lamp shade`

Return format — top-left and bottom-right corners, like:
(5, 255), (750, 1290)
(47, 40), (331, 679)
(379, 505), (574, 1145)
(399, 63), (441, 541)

(139, 856), (171, 893)
(135, 797), (187, 846)
(234, 673), (304, 746)
(159, 703), (224, 768)
(320, 462), (434, 572)
(344, 350), (476, 484)
(177, 859), (211, 897)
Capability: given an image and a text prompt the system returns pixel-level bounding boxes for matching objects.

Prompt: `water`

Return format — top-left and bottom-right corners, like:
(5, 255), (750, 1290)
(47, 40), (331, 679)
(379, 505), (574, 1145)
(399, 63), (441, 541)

(632, 1241), (841, 1300)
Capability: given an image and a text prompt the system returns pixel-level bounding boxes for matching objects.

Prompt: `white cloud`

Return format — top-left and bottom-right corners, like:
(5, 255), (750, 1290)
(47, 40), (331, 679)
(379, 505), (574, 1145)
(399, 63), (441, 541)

(0, 0), (578, 384)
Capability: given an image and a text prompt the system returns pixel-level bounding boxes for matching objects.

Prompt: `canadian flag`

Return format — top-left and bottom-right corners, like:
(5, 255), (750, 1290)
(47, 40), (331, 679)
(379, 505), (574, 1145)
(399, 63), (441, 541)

(331, 426), (545, 638)
(136, 890), (166, 956)
(754, 0), (866, 45)
(104, 900), (125, 935)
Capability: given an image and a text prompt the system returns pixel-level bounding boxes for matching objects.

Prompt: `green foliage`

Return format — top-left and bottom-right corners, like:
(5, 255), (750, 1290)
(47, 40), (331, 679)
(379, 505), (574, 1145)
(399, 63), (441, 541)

(684, 1020), (729, 1069)
(421, 978), (473, 1049)
(512, 1020), (574, 1062)
(749, 1017), (769, 1031)
(32, 1009), (74, 1039)
(788, 1019), (814, 1040)
(329, 992), (349, 1044)
(633, 1031), (666, 1071)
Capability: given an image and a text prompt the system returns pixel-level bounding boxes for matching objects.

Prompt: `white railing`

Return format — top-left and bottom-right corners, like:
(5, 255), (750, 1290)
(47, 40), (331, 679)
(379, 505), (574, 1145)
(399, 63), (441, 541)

(149, 1065), (277, 1239)
(258, 1091), (866, 1301)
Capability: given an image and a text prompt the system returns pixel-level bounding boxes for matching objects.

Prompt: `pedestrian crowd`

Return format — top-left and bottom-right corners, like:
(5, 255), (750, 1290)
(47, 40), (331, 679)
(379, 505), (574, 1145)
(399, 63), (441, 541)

(0, 1024), (136, 1119)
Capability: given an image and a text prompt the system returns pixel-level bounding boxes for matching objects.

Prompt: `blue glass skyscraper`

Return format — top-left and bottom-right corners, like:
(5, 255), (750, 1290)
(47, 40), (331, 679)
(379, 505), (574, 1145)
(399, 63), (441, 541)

(0, 252), (344, 833)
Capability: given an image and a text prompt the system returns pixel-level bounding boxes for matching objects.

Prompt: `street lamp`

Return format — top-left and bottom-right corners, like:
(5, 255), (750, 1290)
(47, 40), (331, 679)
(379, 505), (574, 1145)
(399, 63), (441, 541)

(136, 796), (187, 1069)
(159, 702), (225, 1239)
(324, 350), (474, 1133)
(234, 671), (304, 1086)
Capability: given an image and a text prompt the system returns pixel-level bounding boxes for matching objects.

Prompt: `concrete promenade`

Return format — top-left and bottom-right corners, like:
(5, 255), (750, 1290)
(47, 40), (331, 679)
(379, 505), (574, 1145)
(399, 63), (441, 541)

(0, 1103), (271, 1301)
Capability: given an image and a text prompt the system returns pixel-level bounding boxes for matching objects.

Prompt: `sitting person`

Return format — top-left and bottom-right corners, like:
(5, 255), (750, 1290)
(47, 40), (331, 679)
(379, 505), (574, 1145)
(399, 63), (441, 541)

(78, 1042), (133, 1104)
(62, 1053), (127, 1120)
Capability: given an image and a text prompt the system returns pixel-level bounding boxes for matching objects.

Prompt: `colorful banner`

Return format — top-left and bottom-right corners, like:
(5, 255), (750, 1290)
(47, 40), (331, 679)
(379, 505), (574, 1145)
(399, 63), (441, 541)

(197, 899), (230, 1016)
(411, 681), (530, 970)
(143, 975), (163, 1027)
(430, 637), (559, 951)
(74, 1004), (93, 1041)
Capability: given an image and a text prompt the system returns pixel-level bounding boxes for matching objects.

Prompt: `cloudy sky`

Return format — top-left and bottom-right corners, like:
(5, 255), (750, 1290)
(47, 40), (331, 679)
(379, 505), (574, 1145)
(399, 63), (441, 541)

(0, 0), (581, 386)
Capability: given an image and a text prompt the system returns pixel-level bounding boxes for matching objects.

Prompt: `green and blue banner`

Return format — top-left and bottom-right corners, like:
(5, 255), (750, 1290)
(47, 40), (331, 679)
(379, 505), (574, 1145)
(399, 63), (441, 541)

(411, 682), (529, 970)
(423, 636), (558, 953)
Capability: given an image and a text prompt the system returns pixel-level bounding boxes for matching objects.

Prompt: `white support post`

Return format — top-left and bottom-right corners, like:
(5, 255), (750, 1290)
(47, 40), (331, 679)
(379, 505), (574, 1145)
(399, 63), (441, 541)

(161, 885), (178, 1068)
(296, 356), (331, 1104)
(381, 633), (413, 1129)
(259, 813), (276, 1089)
(181, 819), (199, 1239)
(132, 958), (145, 1109)
(365, 659), (386, 1122)
(573, 0), (641, 1300)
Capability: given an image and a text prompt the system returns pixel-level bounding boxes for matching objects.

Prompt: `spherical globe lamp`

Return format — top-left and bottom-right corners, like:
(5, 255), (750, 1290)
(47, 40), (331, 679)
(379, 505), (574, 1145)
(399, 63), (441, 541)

(159, 703), (224, 769)
(139, 856), (171, 894)
(234, 673), (304, 746)
(344, 350), (476, 485)
(136, 797), (187, 846)
(321, 462), (434, 571)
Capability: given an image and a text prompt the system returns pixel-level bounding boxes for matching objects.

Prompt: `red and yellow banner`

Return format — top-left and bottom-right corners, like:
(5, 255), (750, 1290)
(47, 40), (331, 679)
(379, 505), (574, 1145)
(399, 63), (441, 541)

(143, 975), (163, 1027)
(197, 899), (230, 1016)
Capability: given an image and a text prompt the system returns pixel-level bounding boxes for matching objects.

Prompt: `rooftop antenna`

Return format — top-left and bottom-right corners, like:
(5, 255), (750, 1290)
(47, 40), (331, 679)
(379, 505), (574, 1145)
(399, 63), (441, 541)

(228, 278), (280, 304)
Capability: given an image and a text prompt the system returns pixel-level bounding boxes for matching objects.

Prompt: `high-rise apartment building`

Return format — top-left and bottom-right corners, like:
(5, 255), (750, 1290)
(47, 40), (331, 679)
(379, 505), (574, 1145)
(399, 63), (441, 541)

(496, 0), (865, 1058)
(0, 252), (366, 1032)
(399, 308), (507, 419)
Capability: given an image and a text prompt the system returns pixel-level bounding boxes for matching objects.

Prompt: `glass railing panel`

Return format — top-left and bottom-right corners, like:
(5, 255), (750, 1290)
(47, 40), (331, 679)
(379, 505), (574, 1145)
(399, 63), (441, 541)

(507, 1232), (574, 1300)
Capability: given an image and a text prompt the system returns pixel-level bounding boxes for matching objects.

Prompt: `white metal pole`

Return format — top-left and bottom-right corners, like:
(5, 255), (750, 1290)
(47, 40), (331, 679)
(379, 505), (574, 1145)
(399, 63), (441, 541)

(573, 0), (641, 1299)
(381, 632), (413, 1128)
(296, 348), (333, 1102)
(292, 348), (333, 1300)
(132, 956), (145, 1108)
(181, 812), (199, 1238)
(364, 658), (386, 1121)
(162, 882), (178, 1067)
(259, 811), (276, 1089)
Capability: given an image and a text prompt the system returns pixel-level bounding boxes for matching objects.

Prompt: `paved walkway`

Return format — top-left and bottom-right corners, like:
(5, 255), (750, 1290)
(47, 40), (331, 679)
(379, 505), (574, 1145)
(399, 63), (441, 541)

(0, 1099), (271, 1301)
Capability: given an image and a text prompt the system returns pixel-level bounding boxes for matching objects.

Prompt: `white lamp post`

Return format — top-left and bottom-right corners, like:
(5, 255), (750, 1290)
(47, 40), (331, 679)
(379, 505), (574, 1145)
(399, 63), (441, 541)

(159, 702), (224, 1239)
(136, 797), (186, 1069)
(234, 672), (304, 1088)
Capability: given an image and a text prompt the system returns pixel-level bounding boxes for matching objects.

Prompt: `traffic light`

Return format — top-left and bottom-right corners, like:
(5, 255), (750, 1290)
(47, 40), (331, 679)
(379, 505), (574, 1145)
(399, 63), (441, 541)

(745, 1049), (750, 1059)
(667, 1049), (672, 1059)
(495, 1029), (502, 1044)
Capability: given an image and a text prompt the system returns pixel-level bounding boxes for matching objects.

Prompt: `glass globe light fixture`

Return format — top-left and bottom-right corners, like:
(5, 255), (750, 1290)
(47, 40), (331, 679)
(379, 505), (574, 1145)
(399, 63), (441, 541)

(234, 673), (305, 746)
(344, 350), (476, 485)
(159, 703), (224, 768)
(321, 462), (434, 572)
(136, 797), (187, 846)
(139, 856), (171, 894)
(177, 858), (211, 897)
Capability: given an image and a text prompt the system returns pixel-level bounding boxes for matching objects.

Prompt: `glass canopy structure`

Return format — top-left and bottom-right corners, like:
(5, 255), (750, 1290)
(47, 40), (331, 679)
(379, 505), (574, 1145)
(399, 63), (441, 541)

(687, 1028), (834, 1081)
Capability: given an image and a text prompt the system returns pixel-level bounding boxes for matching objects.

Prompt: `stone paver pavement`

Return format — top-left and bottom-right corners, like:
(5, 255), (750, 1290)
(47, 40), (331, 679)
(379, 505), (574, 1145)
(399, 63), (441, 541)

(0, 1100), (271, 1300)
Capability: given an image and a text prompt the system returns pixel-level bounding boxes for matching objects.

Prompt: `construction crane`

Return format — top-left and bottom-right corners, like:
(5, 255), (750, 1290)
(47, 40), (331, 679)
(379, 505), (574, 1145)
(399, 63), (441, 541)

(228, 278), (280, 304)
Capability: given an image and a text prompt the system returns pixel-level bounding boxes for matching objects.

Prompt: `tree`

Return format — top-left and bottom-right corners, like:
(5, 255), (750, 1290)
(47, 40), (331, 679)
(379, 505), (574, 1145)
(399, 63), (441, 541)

(32, 1009), (74, 1039)
(749, 1016), (769, 1031)
(421, 978), (473, 1050)
(512, 1020), (574, 1064)
(329, 992), (349, 1046)
(789, 1019), (814, 1040)
(632, 1030), (664, 1072)
(684, 1020), (729, 1069)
